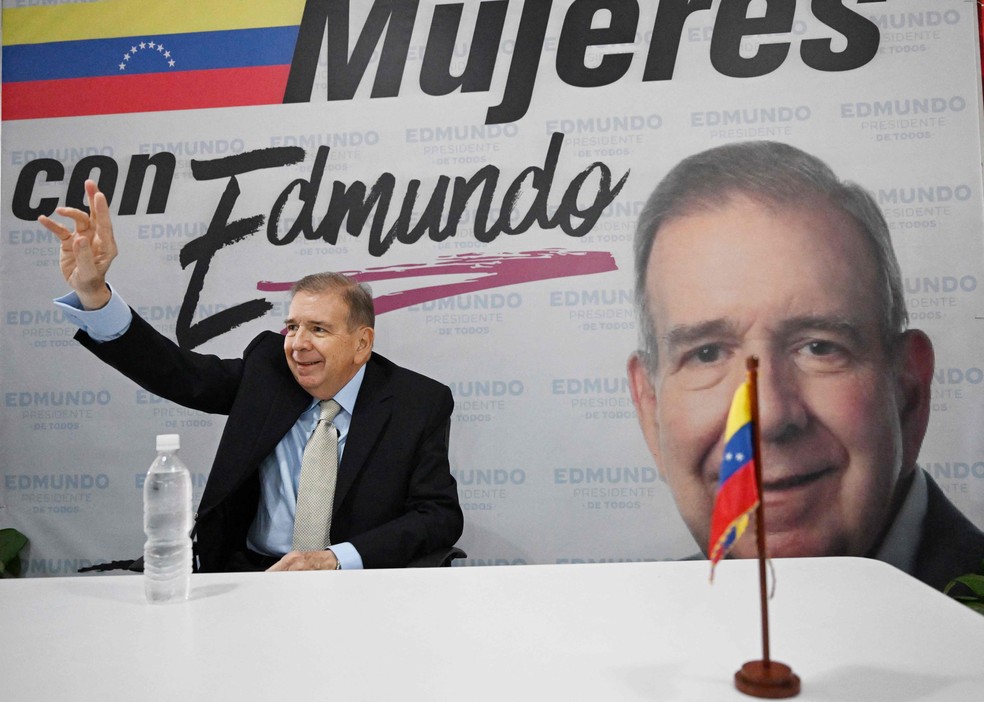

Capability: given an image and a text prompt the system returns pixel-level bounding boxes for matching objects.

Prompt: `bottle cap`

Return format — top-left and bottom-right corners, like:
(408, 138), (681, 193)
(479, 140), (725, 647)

(156, 434), (180, 451)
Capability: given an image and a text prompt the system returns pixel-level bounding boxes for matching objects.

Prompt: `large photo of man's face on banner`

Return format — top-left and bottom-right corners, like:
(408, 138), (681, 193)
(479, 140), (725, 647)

(626, 141), (984, 590)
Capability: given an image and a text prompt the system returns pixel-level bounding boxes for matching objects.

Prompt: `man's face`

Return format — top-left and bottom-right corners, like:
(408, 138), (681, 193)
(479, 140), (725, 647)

(628, 194), (930, 559)
(284, 290), (373, 400)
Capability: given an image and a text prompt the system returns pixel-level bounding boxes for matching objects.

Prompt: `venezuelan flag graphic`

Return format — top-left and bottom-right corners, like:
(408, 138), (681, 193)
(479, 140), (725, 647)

(2, 0), (306, 121)
(708, 380), (760, 577)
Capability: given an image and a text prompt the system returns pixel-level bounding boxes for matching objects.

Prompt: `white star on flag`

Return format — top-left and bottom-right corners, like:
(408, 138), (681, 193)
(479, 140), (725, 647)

(118, 39), (177, 72)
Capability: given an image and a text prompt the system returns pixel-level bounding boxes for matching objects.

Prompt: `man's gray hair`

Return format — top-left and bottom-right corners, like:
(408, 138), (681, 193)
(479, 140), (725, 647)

(290, 272), (375, 329)
(633, 140), (907, 372)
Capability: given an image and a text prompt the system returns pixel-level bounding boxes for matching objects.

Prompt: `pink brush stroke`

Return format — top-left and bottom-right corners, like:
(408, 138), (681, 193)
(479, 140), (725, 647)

(257, 248), (618, 314)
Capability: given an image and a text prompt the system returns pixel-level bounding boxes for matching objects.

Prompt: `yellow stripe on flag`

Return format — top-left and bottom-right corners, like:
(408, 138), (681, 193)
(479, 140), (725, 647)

(724, 380), (751, 440)
(3, 0), (306, 46)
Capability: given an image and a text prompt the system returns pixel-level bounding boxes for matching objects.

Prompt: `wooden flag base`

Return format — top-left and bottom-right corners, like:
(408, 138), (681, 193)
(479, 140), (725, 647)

(734, 660), (801, 698)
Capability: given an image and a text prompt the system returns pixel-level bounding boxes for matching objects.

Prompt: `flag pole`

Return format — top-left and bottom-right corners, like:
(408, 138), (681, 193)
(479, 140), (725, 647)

(733, 356), (801, 698)
(749, 356), (771, 666)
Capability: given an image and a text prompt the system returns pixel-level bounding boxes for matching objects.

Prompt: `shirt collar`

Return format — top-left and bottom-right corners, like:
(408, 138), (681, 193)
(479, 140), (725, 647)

(326, 363), (366, 417)
(875, 467), (928, 575)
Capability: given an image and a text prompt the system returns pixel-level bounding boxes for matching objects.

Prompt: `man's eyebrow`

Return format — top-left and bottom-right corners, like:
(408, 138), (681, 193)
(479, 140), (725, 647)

(661, 319), (738, 353)
(774, 315), (865, 345)
(282, 318), (332, 328)
(660, 315), (869, 352)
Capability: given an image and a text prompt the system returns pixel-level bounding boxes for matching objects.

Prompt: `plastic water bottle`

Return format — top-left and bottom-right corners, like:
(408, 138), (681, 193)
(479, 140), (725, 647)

(143, 433), (193, 603)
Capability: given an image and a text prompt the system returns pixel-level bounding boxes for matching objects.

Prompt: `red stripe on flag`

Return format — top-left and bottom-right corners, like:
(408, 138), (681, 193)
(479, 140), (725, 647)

(709, 461), (758, 559)
(3, 65), (291, 121)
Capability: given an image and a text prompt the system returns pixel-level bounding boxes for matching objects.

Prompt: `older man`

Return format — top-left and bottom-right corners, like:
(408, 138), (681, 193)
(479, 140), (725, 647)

(41, 180), (463, 572)
(627, 141), (984, 590)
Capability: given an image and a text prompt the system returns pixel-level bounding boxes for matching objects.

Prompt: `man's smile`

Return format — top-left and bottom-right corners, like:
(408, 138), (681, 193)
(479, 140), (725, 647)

(762, 466), (837, 492)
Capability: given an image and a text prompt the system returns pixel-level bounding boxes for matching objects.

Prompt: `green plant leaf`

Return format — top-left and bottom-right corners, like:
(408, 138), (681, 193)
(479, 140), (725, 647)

(945, 573), (984, 597)
(944, 564), (984, 617)
(0, 528), (29, 578)
(949, 574), (984, 597)
(964, 601), (984, 615)
(0, 528), (28, 564)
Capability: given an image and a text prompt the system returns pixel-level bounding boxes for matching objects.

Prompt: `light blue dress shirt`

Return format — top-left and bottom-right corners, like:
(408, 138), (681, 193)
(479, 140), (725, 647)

(54, 287), (364, 569)
(246, 364), (365, 568)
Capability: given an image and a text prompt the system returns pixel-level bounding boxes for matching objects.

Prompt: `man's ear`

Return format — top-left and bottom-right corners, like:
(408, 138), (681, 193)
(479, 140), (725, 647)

(355, 326), (375, 364)
(628, 352), (664, 473)
(895, 329), (934, 470)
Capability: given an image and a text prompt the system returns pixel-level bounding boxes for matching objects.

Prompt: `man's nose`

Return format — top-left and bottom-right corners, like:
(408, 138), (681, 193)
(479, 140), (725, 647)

(754, 358), (808, 444)
(292, 328), (312, 349)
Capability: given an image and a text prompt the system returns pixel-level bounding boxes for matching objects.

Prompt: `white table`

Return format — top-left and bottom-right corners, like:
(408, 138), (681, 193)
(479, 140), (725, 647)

(3, 557), (982, 701)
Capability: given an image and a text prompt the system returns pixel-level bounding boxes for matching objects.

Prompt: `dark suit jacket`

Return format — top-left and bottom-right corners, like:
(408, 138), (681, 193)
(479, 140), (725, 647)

(913, 472), (984, 591)
(77, 312), (463, 572)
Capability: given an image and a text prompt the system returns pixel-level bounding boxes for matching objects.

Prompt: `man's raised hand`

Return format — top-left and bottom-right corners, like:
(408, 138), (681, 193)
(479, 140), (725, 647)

(38, 179), (117, 310)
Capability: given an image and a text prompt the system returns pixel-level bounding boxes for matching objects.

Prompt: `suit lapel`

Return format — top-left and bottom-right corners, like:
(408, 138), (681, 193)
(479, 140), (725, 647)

(335, 355), (392, 506)
(198, 349), (312, 517)
(251, 378), (313, 470)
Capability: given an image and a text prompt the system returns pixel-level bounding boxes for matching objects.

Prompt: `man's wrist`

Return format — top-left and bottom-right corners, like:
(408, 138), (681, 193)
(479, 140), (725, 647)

(54, 285), (132, 342)
(325, 541), (362, 570)
(77, 283), (111, 311)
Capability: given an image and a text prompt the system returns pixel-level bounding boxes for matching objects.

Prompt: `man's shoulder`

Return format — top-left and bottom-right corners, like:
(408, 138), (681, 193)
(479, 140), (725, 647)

(922, 474), (984, 542)
(914, 472), (984, 589)
(242, 329), (287, 358)
(366, 352), (451, 404)
(239, 331), (300, 385)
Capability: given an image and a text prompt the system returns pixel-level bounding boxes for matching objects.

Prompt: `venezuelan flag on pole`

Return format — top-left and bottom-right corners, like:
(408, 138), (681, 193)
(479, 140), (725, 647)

(709, 379), (761, 578)
(2, 0), (305, 121)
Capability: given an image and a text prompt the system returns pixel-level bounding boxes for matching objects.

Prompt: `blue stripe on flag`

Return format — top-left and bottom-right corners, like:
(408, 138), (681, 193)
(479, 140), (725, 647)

(3, 26), (299, 83)
(718, 423), (753, 484)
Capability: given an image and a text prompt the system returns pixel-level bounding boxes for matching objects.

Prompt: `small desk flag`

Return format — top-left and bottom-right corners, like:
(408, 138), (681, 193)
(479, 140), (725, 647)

(709, 380), (760, 578)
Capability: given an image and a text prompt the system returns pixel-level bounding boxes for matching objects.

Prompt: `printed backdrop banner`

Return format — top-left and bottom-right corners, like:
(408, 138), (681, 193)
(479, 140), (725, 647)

(1, 0), (982, 575)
